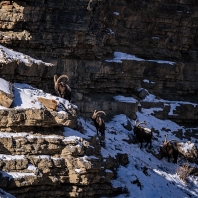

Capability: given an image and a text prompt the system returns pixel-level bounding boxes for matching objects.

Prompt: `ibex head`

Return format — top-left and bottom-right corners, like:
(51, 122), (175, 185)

(92, 110), (106, 120)
(54, 74), (71, 101)
(134, 120), (147, 128)
(54, 75), (69, 85)
(163, 134), (177, 147)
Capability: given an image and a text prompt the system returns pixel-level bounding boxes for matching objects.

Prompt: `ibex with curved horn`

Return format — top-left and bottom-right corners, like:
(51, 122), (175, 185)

(54, 74), (71, 102)
(134, 119), (152, 149)
(91, 110), (106, 136)
(159, 134), (178, 163)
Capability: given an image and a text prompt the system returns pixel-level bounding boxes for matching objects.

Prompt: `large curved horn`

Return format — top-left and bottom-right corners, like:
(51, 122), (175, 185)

(166, 140), (178, 144)
(163, 134), (178, 145)
(95, 111), (106, 116)
(57, 75), (69, 83)
(54, 75), (58, 84)
(91, 110), (97, 119)
(164, 134), (168, 144)
(137, 121), (147, 127)
(54, 75), (59, 93)
(92, 110), (97, 115)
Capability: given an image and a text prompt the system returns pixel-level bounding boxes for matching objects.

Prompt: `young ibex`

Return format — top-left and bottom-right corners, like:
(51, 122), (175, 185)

(54, 74), (71, 102)
(159, 134), (178, 163)
(134, 120), (152, 149)
(91, 110), (106, 136)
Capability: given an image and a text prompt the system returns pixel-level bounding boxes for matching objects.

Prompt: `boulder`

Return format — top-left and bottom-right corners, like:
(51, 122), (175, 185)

(38, 97), (58, 111)
(138, 89), (149, 99)
(177, 141), (198, 163)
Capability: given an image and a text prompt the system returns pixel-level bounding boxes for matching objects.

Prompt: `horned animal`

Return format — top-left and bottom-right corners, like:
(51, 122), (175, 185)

(159, 134), (178, 163)
(91, 110), (106, 136)
(133, 120), (152, 149)
(54, 74), (71, 102)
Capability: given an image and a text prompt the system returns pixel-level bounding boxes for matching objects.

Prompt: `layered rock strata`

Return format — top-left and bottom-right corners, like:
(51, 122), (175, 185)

(0, 0), (198, 103)
(1, 0), (198, 61)
(0, 132), (123, 197)
(0, 0), (198, 197)
(0, 108), (77, 130)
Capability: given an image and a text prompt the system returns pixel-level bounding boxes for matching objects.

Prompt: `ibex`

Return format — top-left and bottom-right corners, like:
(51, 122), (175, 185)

(54, 74), (71, 102)
(134, 120), (152, 149)
(159, 134), (178, 163)
(91, 110), (106, 136)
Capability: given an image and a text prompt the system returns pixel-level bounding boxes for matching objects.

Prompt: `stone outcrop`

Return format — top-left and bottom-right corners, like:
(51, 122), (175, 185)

(76, 94), (138, 120)
(140, 100), (198, 123)
(0, 108), (77, 130)
(0, 132), (123, 197)
(1, 52), (198, 117)
(177, 141), (198, 163)
(0, 77), (123, 197)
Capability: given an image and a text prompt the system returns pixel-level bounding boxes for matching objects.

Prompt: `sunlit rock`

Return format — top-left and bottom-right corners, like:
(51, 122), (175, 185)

(37, 97), (58, 111)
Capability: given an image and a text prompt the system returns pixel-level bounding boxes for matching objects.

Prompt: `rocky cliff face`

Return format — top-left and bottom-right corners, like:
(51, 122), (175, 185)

(0, 79), (125, 198)
(1, 0), (198, 61)
(0, 1), (198, 197)
(0, 131), (123, 197)
(0, 0), (198, 107)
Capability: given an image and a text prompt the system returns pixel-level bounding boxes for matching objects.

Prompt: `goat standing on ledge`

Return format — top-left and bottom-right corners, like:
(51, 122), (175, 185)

(134, 120), (152, 149)
(54, 74), (71, 102)
(91, 110), (106, 136)
(159, 134), (178, 163)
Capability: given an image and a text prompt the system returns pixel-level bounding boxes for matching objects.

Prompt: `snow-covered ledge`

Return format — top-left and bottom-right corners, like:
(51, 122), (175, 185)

(0, 78), (13, 108)
(0, 78), (78, 130)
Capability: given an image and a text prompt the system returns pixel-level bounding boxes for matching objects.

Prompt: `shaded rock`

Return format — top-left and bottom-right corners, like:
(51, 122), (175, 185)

(138, 89), (149, 99)
(122, 119), (133, 131)
(116, 153), (129, 166)
(189, 167), (198, 176)
(73, 92), (83, 101)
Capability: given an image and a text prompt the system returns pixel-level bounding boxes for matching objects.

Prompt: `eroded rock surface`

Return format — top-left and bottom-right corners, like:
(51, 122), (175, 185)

(0, 108), (77, 130)
(177, 141), (198, 163)
(0, 0), (198, 105)
(0, 132), (123, 197)
(0, 0), (198, 197)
